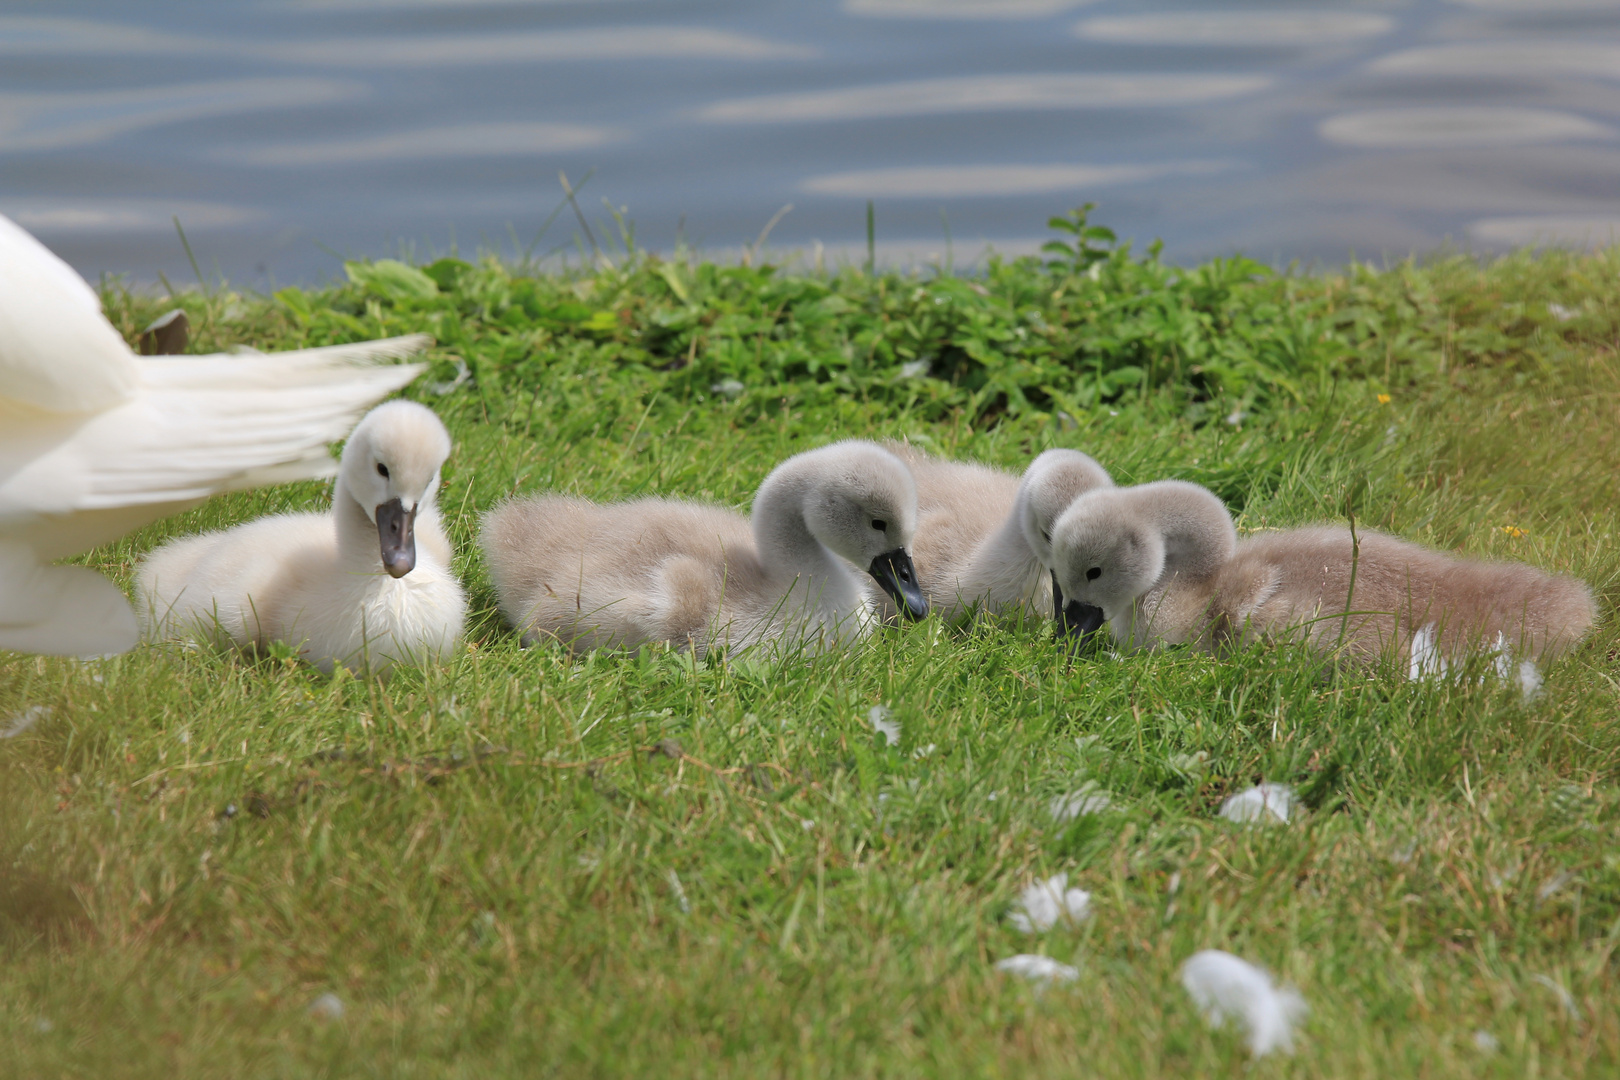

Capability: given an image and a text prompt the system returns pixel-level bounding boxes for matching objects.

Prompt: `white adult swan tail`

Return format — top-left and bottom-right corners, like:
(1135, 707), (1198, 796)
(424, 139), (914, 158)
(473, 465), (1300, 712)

(0, 212), (429, 657)
(0, 541), (139, 657)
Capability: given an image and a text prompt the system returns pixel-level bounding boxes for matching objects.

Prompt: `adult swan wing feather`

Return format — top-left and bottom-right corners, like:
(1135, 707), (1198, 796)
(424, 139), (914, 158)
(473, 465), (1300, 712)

(0, 213), (429, 658)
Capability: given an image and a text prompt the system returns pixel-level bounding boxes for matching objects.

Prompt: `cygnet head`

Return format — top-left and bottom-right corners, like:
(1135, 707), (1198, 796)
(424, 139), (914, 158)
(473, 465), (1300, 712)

(1049, 490), (1166, 638)
(340, 400), (452, 578)
(1016, 450), (1113, 566)
(1014, 449), (1114, 630)
(771, 441), (929, 620)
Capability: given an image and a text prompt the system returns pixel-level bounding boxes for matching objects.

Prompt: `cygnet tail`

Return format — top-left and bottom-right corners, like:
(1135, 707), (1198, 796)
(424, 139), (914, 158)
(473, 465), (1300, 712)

(0, 550), (139, 657)
(83, 336), (430, 509)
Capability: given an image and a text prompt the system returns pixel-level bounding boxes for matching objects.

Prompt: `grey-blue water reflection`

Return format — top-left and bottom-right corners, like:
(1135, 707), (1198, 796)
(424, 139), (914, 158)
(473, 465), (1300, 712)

(5, 0), (1620, 285)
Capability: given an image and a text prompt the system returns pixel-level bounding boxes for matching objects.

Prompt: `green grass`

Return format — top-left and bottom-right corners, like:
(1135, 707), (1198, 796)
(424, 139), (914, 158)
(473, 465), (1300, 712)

(4, 227), (1620, 1076)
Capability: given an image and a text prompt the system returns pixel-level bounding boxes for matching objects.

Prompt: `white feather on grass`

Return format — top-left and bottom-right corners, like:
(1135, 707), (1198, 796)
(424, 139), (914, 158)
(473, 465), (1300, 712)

(1408, 624), (1447, 680)
(1412, 625), (1544, 701)
(1049, 780), (1112, 821)
(1180, 950), (1308, 1057)
(868, 705), (900, 747)
(1515, 659), (1544, 700)
(1219, 783), (1294, 824)
(1489, 632), (1545, 701)
(1008, 873), (1092, 933)
(1537, 869), (1577, 901)
(666, 868), (691, 914)
(995, 954), (1078, 985)
(1530, 973), (1580, 1021)
(307, 993), (345, 1022)
(0, 705), (48, 739)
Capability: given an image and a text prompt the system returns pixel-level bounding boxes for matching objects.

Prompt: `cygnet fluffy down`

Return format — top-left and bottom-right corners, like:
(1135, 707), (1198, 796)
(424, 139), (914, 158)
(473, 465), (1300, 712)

(1050, 479), (1596, 672)
(480, 440), (928, 656)
(136, 401), (466, 674)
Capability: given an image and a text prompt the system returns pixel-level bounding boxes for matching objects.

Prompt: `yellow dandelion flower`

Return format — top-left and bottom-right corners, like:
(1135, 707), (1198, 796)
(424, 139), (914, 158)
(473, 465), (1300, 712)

(1502, 525), (1526, 538)
(1376, 393), (1391, 404)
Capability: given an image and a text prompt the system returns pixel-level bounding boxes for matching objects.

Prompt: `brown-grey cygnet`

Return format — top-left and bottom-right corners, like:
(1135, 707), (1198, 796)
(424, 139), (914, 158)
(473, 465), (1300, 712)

(480, 440), (929, 656)
(1050, 480), (1596, 677)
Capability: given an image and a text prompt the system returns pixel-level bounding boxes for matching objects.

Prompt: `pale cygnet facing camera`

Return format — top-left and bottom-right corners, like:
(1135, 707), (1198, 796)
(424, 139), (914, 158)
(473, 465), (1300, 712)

(345, 400), (453, 578)
(137, 400), (466, 675)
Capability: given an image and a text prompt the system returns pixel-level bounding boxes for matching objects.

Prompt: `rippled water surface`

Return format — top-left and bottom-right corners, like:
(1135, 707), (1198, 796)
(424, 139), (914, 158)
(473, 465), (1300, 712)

(6, 0), (1620, 283)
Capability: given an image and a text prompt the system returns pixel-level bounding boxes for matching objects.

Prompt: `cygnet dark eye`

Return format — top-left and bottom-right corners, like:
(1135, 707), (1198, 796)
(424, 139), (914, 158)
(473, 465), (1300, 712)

(1086, 567), (1102, 581)
(376, 463), (389, 479)
(871, 519), (886, 531)
(1041, 530), (1051, 544)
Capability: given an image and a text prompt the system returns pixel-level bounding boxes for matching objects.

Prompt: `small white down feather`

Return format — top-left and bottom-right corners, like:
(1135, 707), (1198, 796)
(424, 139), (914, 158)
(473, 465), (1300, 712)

(995, 954), (1079, 985)
(1008, 873), (1092, 933)
(1219, 782), (1295, 824)
(1409, 624), (1544, 700)
(1180, 949), (1308, 1057)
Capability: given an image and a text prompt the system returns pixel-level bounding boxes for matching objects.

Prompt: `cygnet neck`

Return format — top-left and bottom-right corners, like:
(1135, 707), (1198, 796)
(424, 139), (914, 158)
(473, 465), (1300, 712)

(1017, 452), (1112, 565)
(333, 473), (386, 570)
(1011, 473), (1051, 567)
(1129, 481), (1236, 585)
(989, 500), (1037, 566)
(750, 460), (862, 613)
(954, 505), (1043, 612)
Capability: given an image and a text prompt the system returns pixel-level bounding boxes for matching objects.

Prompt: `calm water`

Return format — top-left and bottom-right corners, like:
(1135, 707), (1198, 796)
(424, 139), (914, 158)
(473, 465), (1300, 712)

(6, 0), (1620, 285)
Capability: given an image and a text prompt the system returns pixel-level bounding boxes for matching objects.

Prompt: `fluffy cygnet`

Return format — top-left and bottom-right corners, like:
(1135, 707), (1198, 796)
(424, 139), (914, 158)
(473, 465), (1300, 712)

(1049, 479), (1596, 671)
(137, 401), (466, 674)
(880, 444), (1113, 622)
(480, 440), (928, 655)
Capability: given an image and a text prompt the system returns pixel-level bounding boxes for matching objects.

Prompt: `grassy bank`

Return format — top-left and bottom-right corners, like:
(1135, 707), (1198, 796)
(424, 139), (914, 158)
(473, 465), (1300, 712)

(4, 223), (1620, 1076)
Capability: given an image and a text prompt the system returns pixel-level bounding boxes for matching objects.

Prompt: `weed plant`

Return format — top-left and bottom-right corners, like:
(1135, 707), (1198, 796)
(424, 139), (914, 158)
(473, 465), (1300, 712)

(3, 220), (1619, 1076)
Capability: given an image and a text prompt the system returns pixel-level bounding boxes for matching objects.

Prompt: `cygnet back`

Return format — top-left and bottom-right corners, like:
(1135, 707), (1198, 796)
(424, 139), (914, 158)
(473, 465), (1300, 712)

(480, 495), (762, 652)
(1206, 526), (1597, 667)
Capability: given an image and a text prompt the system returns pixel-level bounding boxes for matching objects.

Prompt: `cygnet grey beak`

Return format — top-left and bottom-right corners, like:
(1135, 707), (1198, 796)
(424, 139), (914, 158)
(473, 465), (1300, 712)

(1051, 570), (1065, 624)
(376, 498), (416, 578)
(1059, 597), (1107, 643)
(868, 548), (929, 621)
